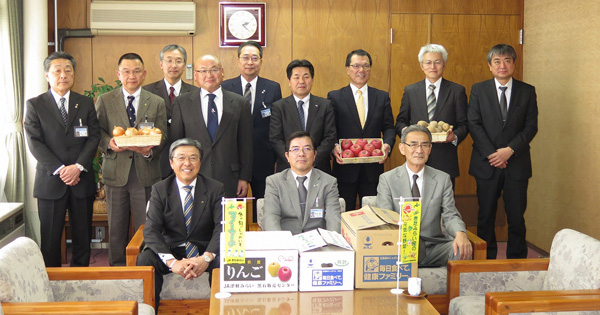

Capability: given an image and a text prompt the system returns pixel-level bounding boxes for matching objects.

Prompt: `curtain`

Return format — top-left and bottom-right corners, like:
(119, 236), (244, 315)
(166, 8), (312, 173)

(0, 0), (25, 203)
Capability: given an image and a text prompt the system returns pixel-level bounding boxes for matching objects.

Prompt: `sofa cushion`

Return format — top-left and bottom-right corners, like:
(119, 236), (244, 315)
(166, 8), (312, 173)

(449, 295), (484, 315)
(160, 273), (210, 300)
(419, 267), (447, 295)
(50, 279), (145, 303)
(0, 237), (54, 302)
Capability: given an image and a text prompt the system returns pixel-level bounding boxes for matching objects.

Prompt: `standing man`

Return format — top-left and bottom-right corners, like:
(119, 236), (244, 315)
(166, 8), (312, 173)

(24, 51), (100, 267)
(143, 44), (197, 179)
(263, 131), (341, 234)
(328, 49), (395, 211)
(468, 44), (538, 259)
(171, 55), (253, 198)
(395, 44), (468, 186)
(270, 59), (337, 173)
(96, 53), (167, 266)
(222, 41), (282, 220)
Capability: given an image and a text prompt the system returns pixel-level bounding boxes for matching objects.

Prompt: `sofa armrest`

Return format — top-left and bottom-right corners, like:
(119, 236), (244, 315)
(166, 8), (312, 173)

(486, 290), (600, 315)
(447, 258), (550, 301)
(1, 300), (138, 315)
(126, 225), (145, 267)
(46, 266), (154, 307)
(466, 230), (486, 260)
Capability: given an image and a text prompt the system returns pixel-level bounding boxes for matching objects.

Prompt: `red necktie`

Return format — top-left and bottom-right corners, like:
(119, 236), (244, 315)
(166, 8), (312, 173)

(169, 86), (176, 103)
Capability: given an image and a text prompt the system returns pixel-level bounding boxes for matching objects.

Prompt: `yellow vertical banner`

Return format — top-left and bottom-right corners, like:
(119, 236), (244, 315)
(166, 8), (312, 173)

(400, 200), (421, 263)
(223, 198), (246, 264)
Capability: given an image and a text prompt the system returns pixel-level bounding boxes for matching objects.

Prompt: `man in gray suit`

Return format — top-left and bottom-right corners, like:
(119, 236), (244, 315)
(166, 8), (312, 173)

(96, 53), (167, 266)
(264, 131), (341, 234)
(376, 125), (471, 266)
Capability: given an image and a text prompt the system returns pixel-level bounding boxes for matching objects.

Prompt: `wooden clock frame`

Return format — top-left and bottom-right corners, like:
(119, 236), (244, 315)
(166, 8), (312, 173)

(219, 2), (266, 47)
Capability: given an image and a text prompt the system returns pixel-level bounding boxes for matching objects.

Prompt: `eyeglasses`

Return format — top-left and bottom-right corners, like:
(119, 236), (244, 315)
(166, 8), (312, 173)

(163, 59), (184, 66)
(119, 69), (144, 76)
(288, 147), (314, 155)
(422, 60), (444, 67)
(173, 155), (200, 163)
(194, 68), (222, 75)
(240, 55), (261, 62)
(403, 142), (432, 150)
(349, 64), (371, 71)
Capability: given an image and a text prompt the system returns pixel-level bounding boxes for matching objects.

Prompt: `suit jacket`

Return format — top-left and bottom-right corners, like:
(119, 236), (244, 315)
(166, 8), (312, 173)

(24, 90), (100, 199)
(170, 88), (253, 197)
(328, 85), (396, 183)
(263, 168), (341, 234)
(376, 164), (467, 261)
(222, 76), (282, 181)
(143, 79), (198, 178)
(96, 88), (167, 187)
(468, 78), (538, 180)
(143, 174), (224, 256)
(395, 78), (468, 177)
(269, 94), (337, 172)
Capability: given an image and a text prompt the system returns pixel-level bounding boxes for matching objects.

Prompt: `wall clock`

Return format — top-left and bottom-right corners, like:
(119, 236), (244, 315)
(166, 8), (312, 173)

(220, 2), (266, 47)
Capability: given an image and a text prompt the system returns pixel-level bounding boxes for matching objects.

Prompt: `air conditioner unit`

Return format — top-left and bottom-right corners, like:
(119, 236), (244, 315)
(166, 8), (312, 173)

(0, 203), (25, 248)
(90, 1), (196, 36)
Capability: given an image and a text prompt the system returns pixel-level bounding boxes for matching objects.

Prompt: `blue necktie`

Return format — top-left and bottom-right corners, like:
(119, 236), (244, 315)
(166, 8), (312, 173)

(297, 100), (305, 131)
(207, 94), (218, 142)
(182, 185), (199, 258)
(126, 95), (136, 127)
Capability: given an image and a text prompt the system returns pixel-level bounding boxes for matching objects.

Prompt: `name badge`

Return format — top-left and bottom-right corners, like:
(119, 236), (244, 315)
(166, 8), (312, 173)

(310, 208), (324, 219)
(261, 108), (271, 118)
(74, 126), (88, 137)
(138, 122), (155, 129)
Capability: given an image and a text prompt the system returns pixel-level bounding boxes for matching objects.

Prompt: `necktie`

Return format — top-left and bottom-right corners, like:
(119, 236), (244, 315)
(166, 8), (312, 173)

(427, 84), (436, 121)
(297, 176), (308, 220)
(126, 95), (136, 127)
(411, 174), (421, 198)
(297, 100), (305, 131)
(356, 90), (365, 128)
(499, 86), (508, 125)
(182, 185), (199, 258)
(206, 94), (218, 142)
(59, 97), (68, 125)
(169, 86), (176, 103)
(244, 82), (252, 112)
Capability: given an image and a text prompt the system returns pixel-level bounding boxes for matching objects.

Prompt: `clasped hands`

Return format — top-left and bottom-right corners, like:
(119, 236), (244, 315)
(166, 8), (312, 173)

(59, 164), (81, 186)
(487, 146), (513, 169)
(169, 257), (209, 280)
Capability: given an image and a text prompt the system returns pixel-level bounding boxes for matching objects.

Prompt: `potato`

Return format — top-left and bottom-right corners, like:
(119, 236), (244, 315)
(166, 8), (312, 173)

(442, 123), (450, 131)
(417, 120), (429, 127)
(429, 121), (438, 128)
(427, 125), (436, 133)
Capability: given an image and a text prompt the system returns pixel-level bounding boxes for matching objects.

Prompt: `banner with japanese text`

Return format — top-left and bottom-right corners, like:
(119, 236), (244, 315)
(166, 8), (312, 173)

(223, 198), (246, 264)
(400, 200), (421, 263)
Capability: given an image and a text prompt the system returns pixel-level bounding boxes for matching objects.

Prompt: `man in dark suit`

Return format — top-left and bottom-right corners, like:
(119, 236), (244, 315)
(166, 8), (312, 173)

(468, 44), (538, 259)
(137, 138), (222, 310)
(143, 44), (198, 179)
(222, 41), (282, 221)
(171, 55), (253, 198)
(328, 49), (396, 211)
(24, 52), (100, 267)
(96, 53), (167, 266)
(395, 44), (468, 187)
(270, 59), (337, 173)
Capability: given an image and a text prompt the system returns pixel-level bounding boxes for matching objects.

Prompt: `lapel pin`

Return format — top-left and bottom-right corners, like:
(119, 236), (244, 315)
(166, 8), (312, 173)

(144, 103), (148, 107)
(261, 90), (266, 94)
(75, 104), (79, 109)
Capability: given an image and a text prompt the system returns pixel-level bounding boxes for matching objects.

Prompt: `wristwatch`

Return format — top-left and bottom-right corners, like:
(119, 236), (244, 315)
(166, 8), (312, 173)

(203, 254), (212, 263)
(75, 163), (85, 172)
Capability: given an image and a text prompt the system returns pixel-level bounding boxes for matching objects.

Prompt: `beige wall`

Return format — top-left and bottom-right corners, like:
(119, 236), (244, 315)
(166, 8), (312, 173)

(524, 1), (600, 251)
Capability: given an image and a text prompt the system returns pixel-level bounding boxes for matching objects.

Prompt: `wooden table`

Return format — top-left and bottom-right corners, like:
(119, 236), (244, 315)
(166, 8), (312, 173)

(209, 269), (439, 315)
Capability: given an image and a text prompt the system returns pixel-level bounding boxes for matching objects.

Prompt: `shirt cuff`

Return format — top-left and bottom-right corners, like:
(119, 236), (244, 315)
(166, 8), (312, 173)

(452, 138), (458, 146)
(158, 253), (176, 266)
(143, 150), (153, 159)
(53, 165), (66, 175)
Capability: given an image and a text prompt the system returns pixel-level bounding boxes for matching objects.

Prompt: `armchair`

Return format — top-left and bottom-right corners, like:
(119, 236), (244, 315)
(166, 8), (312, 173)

(0, 237), (155, 315)
(448, 228), (600, 315)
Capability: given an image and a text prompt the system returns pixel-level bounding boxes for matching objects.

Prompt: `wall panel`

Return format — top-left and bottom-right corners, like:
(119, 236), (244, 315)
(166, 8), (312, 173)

(392, 0), (522, 15)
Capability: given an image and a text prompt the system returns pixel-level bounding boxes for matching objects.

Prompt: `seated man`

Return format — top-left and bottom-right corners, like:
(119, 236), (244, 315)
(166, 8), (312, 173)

(137, 138), (223, 309)
(376, 125), (472, 266)
(264, 131), (341, 234)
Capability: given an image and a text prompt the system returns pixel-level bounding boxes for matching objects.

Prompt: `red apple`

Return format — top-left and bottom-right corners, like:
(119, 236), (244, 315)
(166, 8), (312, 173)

(358, 150), (371, 157)
(355, 138), (368, 148)
(350, 144), (363, 156)
(370, 139), (382, 149)
(363, 143), (375, 154)
(342, 149), (355, 158)
(340, 139), (353, 150)
(278, 266), (292, 282)
(372, 149), (384, 156)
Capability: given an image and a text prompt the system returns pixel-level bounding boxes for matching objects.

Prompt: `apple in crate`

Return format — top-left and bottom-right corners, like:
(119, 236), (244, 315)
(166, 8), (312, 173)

(355, 138), (368, 148)
(342, 149), (355, 158)
(370, 139), (382, 149)
(358, 150), (371, 157)
(350, 144), (363, 156)
(363, 143), (375, 154)
(372, 149), (384, 156)
(340, 139), (353, 150)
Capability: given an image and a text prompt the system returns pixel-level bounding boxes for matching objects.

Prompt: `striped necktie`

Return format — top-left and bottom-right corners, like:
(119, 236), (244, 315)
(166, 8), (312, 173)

(59, 97), (68, 125)
(182, 185), (199, 258)
(427, 84), (436, 121)
(297, 100), (305, 131)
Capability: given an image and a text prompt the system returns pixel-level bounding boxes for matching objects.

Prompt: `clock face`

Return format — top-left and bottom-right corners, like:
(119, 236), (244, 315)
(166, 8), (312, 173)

(228, 10), (258, 40)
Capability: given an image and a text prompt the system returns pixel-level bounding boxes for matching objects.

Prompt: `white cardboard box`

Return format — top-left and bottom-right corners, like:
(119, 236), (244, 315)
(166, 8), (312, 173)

(219, 231), (298, 292)
(295, 229), (355, 292)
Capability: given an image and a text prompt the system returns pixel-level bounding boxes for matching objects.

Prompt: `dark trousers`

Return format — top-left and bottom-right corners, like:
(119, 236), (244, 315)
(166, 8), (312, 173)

(38, 189), (94, 267)
(475, 170), (529, 259)
(137, 247), (219, 310)
(338, 166), (378, 211)
(249, 176), (267, 223)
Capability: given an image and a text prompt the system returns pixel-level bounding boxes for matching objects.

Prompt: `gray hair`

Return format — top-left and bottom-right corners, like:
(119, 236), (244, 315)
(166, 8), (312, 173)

(44, 51), (76, 72)
(486, 44), (516, 64)
(169, 138), (203, 161)
(418, 44), (448, 63)
(401, 125), (432, 143)
(160, 44), (187, 64)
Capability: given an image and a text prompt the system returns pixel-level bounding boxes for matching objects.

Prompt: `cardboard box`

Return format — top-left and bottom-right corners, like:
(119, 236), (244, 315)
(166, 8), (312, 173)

(220, 231), (298, 292)
(339, 138), (385, 164)
(340, 206), (417, 288)
(294, 229), (355, 292)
